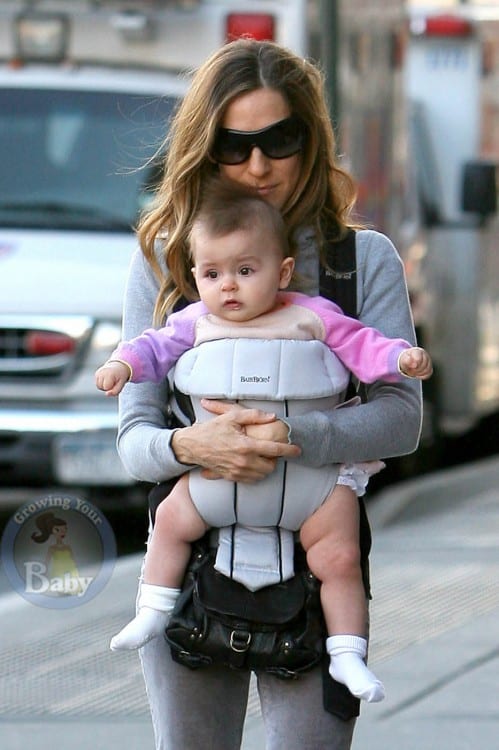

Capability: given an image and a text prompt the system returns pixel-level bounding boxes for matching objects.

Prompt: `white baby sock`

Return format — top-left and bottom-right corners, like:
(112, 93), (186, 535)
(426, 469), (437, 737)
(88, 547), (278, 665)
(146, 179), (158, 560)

(110, 583), (181, 652)
(326, 635), (385, 703)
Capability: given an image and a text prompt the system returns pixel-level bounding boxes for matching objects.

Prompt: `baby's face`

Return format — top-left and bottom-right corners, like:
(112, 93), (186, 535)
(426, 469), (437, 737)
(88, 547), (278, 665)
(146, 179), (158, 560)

(191, 225), (293, 322)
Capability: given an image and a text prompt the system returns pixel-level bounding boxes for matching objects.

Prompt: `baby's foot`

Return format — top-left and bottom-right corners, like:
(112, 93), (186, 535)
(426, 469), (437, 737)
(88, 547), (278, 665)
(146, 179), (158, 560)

(326, 635), (385, 702)
(329, 651), (385, 702)
(110, 607), (168, 651)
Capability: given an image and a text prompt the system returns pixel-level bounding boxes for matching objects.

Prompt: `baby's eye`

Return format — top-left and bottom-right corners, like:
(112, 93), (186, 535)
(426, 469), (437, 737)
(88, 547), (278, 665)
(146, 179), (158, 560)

(239, 266), (253, 276)
(206, 270), (218, 279)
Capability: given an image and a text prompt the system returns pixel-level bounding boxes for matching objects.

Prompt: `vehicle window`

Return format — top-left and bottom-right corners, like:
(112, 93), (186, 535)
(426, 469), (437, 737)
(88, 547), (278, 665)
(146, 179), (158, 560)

(0, 89), (176, 230)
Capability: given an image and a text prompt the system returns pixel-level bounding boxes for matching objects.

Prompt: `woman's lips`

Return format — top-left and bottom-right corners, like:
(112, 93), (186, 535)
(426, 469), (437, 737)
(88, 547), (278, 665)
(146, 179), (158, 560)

(255, 185), (274, 196)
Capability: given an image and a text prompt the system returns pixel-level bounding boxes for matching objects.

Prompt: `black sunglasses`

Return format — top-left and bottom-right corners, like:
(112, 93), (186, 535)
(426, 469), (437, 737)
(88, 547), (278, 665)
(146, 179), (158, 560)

(211, 115), (305, 165)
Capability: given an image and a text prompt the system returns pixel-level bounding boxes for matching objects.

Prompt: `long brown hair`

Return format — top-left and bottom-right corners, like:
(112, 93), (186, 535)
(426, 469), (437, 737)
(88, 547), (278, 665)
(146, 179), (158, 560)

(31, 512), (67, 544)
(137, 38), (357, 323)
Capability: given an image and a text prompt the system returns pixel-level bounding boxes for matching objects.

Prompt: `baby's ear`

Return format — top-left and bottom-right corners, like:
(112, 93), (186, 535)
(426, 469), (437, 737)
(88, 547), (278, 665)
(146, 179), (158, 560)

(279, 257), (295, 289)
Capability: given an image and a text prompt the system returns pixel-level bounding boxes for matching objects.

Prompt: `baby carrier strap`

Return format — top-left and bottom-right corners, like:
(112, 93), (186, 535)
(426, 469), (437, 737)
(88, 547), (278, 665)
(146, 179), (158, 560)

(319, 227), (357, 319)
(319, 228), (372, 599)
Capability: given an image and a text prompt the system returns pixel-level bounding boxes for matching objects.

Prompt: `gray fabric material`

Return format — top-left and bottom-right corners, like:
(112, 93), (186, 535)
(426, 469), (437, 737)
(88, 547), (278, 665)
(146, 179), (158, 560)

(174, 336), (350, 399)
(215, 525), (296, 589)
(178, 337), (346, 589)
(187, 443), (338, 528)
(138, 632), (356, 749)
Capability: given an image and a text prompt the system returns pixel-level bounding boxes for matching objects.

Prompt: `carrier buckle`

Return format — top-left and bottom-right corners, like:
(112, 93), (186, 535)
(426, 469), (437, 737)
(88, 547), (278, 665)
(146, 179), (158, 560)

(230, 630), (251, 653)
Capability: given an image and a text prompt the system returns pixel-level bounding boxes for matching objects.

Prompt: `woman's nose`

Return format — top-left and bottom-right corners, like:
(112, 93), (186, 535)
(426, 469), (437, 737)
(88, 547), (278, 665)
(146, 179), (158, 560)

(246, 146), (271, 176)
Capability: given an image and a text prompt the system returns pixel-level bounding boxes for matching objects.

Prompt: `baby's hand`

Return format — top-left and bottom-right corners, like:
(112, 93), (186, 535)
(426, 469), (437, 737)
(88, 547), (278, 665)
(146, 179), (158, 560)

(95, 361), (130, 396)
(399, 347), (433, 380)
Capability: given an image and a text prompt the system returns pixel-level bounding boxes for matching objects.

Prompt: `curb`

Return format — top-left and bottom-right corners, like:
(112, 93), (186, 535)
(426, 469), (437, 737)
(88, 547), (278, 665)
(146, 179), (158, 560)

(368, 454), (499, 529)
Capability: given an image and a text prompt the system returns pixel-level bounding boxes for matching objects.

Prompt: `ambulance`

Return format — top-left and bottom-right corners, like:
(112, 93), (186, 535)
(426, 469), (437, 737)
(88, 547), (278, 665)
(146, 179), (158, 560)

(402, 8), (498, 441)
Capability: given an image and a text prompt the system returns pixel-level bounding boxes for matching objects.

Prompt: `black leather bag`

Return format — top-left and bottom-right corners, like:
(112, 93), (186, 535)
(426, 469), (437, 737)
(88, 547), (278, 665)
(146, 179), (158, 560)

(165, 539), (325, 679)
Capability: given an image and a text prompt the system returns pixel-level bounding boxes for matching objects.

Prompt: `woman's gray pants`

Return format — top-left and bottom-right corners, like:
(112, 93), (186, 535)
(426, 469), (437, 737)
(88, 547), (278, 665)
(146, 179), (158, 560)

(139, 633), (356, 750)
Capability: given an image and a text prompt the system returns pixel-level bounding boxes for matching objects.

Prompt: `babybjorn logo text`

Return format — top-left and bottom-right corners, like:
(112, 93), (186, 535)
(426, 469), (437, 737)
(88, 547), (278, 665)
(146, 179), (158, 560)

(240, 375), (271, 383)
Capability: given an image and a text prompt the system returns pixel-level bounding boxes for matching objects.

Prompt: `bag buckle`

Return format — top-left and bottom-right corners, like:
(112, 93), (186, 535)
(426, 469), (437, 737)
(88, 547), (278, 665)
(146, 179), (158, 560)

(230, 629), (251, 653)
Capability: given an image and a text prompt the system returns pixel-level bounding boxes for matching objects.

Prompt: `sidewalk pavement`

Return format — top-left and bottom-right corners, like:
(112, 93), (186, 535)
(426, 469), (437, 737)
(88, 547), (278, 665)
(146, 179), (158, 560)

(1, 455), (498, 749)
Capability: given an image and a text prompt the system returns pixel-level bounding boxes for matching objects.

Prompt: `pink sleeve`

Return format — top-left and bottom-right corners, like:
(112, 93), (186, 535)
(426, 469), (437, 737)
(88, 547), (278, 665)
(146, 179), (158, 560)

(296, 293), (411, 383)
(111, 301), (205, 383)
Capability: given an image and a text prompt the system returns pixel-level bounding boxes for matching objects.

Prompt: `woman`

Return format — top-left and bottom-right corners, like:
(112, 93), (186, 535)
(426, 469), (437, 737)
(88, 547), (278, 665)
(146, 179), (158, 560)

(117, 39), (422, 750)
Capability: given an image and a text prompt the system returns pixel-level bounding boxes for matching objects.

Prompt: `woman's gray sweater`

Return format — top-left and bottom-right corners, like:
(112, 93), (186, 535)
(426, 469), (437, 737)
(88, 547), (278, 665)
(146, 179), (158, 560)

(117, 229), (422, 483)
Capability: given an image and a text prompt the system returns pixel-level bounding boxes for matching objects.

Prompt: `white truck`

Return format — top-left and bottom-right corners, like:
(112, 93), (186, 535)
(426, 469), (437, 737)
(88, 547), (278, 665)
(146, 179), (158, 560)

(0, 12), (189, 499)
(402, 8), (498, 444)
(0, 0), (410, 501)
(0, 1), (329, 500)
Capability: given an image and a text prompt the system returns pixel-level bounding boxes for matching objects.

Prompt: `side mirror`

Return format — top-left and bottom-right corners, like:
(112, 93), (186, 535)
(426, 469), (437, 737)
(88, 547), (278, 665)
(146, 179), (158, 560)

(461, 161), (497, 218)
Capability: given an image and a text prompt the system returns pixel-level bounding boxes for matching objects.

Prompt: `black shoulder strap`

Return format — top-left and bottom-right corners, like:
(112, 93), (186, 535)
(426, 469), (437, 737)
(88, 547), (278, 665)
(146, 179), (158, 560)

(319, 228), (357, 319)
(318, 228), (371, 601)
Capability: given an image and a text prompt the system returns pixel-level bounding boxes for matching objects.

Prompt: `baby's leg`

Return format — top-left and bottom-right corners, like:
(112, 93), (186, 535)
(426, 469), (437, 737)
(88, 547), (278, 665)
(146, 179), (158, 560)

(300, 484), (384, 702)
(111, 475), (208, 652)
(143, 474), (209, 587)
(300, 484), (365, 635)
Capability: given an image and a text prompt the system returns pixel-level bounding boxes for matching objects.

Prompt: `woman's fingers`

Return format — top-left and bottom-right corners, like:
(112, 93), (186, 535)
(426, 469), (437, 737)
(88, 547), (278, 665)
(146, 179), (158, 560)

(171, 402), (300, 483)
(200, 398), (276, 423)
(201, 455), (277, 482)
(200, 400), (300, 458)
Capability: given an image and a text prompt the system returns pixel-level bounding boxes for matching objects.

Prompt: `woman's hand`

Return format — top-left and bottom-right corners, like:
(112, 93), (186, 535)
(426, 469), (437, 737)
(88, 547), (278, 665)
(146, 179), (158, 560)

(244, 419), (290, 444)
(171, 399), (300, 483)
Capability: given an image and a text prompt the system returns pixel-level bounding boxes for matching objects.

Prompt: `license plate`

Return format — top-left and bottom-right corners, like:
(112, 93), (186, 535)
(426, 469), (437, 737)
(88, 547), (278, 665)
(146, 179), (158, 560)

(53, 432), (133, 485)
